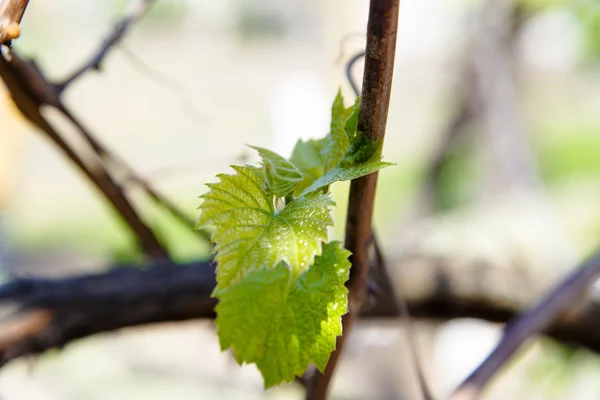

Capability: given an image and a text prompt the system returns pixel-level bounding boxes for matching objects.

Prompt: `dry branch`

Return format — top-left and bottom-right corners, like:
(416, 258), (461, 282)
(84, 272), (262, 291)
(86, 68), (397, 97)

(0, 53), (169, 259)
(0, 0), (210, 259)
(56, 0), (157, 91)
(451, 250), (600, 399)
(1, 255), (600, 368)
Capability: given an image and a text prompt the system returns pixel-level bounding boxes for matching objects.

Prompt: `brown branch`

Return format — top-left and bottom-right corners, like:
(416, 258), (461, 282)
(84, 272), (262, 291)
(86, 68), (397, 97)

(451, 249), (600, 400)
(0, 0), (30, 46)
(345, 51), (432, 399)
(57, 108), (208, 241)
(0, 259), (216, 365)
(306, 1), (400, 398)
(0, 52), (169, 259)
(55, 0), (157, 91)
(2, 255), (600, 368)
(0, 0), (209, 254)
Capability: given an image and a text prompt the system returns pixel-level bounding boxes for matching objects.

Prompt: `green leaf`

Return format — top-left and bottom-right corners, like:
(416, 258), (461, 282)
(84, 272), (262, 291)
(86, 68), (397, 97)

(215, 241), (351, 388)
(290, 90), (358, 194)
(290, 138), (328, 195)
(300, 133), (393, 196)
(296, 93), (392, 196)
(343, 96), (360, 140)
(197, 166), (334, 292)
(324, 90), (354, 170)
(300, 160), (393, 196)
(342, 132), (383, 165)
(249, 146), (303, 197)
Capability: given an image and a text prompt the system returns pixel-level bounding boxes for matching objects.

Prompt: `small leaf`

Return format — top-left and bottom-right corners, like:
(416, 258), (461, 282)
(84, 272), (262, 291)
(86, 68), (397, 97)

(343, 96), (361, 140)
(300, 160), (393, 196)
(197, 166), (333, 292)
(290, 90), (357, 194)
(300, 133), (393, 196)
(296, 93), (392, 196)
(249, 146), (303, 197)
(290, 138), (328, 195)
(216, 241), (351, 388)
(323, 89), (354, 170)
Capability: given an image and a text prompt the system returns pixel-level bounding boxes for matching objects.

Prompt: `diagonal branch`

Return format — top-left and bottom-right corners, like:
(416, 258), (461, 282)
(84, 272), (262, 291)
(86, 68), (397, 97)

(1, 0), (209, 255)
(57, 108), (209, 241)
(306, 1), (400, 398)
(0, 53), (169, 259)
(451, 249), (600, 400)
(0, 259), (217, 365)
(55, 0), (157, 92)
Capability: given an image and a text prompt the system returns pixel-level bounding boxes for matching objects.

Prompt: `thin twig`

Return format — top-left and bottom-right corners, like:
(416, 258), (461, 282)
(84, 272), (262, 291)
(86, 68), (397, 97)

(55, 0), (157, 91)
(345, 51), (365, 97)
(0, 51), (169, 259)
(58, 108), (209, 241)
(372, 234), (435, 400)
(306, 1), (400, 398)
(119, 45), (210, 125)
(451, 249), (600, 400)
(1, 0), (208, 251)
(334, 32), (366, 65)
(48, 0), (205, 239)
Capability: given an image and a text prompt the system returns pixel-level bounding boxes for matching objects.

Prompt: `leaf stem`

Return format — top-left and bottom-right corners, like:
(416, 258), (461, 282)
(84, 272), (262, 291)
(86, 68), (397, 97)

(305, 1), (400, 398)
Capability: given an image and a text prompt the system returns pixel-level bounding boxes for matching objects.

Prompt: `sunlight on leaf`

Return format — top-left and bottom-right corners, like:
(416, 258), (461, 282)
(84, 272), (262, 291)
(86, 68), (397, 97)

(215, 241), (351, 388)
(196, 89), (394, 388)
(197, 166), (333, 292)
(290, 138), (328, 195)
(249, 145), (303, 197)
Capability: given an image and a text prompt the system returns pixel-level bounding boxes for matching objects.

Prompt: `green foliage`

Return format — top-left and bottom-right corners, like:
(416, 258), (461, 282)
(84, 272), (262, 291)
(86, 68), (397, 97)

(196, 90), (392, 387)
(196, 166), (333, 292)
(249, 146), (303, 197)
(289, 90), (354, 195)
(290, 138), (328, 195)
(299, 96), (393, 196)
(326, 91), (355, 169)
(216, 241), (351, 388)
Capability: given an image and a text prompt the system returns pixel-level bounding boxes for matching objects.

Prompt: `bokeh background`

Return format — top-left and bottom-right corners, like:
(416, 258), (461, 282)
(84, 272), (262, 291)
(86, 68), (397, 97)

(1, 0), (600, 398)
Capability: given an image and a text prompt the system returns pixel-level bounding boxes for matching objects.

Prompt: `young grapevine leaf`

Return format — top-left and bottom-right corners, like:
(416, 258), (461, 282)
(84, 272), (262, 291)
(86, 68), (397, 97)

(298, 96), (393, 196)
(290, 138), (328, 195)
(195, 89), (395, 388)
(215, 241), (351, 388)
(249, 145), (303, 197)
(290, 90), (356, 194)
(324, 90), (354, 170)
(196, 166), (333, 293)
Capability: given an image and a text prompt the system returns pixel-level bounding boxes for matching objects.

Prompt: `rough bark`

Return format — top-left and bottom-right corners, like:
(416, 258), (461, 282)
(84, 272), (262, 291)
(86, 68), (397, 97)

(1, 255), (599, 368)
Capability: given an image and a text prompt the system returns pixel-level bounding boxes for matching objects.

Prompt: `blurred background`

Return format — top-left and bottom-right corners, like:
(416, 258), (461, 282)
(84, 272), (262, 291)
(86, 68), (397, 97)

(1, 0), (600, 398)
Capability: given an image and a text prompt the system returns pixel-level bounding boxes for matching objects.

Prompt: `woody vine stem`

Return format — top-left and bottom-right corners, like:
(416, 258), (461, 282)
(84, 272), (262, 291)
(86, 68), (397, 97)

(306, 0), (400, 399)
